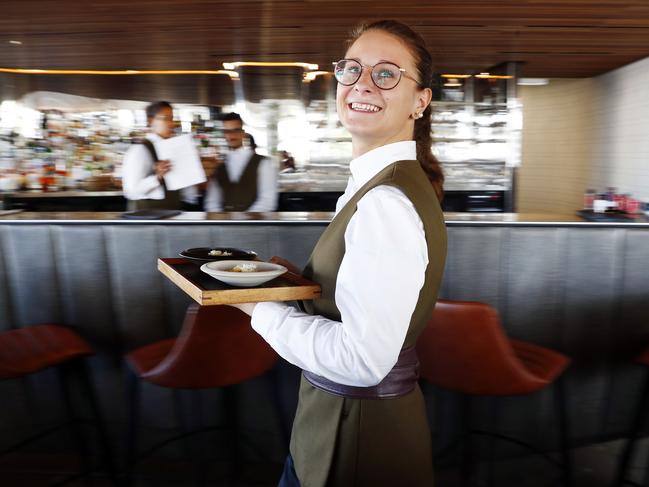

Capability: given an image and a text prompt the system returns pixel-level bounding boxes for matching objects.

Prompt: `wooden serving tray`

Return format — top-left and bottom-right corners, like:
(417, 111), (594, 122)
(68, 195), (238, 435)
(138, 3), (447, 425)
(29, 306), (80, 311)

(158, 258), (321, 306)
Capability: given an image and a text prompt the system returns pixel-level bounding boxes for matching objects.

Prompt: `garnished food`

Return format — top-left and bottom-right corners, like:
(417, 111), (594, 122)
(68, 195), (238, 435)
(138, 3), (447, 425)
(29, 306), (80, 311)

(229, 263), (258, 273)
(208, 249), (233, 256)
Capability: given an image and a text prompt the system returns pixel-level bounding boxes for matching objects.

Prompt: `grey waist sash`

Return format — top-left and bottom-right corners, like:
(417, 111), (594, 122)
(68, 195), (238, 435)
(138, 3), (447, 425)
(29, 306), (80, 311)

(302, 347), (419, 399)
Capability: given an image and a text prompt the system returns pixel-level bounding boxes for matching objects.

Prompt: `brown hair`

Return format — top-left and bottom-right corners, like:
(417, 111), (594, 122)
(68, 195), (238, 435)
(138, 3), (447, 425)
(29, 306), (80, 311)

(346, 20), (444, 201)
(145, 101), (172, 125)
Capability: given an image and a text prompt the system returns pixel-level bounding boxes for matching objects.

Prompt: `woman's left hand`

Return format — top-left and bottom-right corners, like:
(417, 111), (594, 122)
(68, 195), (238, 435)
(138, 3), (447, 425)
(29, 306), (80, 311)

(229, 302), (257, 316)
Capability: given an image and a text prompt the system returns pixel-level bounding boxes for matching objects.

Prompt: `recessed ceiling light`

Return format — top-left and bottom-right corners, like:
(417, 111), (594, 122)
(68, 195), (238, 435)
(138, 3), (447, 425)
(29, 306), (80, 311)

(517, 78), (549, 86)
(303, 71), (330, 82)
(223, 61), (319, 71)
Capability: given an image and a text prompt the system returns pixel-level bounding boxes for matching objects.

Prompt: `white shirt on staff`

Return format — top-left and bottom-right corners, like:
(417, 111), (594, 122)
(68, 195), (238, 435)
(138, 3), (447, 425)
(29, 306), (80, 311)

(251, 141), (430, 387)
(203, 146), (278, 211)
(122, 133), (198, 204)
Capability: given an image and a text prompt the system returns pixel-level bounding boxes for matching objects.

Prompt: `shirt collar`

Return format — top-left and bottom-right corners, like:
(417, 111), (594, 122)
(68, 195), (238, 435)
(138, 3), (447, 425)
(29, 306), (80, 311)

(349, 141), (417, 188)
(146, 133), (163, 143)
(229, 145), (252, 156)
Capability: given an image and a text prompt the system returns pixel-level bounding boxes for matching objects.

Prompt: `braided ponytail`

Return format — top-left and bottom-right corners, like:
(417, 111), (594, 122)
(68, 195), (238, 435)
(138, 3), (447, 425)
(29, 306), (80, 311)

(415, 106), (444, 201)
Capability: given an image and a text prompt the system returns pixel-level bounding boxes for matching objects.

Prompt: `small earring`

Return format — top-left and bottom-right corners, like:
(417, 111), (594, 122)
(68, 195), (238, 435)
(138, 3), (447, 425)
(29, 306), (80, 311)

(414, 112), (423, 119)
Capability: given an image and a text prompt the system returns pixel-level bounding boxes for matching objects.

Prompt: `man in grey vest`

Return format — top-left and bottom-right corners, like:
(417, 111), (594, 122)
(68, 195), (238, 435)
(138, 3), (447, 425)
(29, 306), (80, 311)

(203, 112), (278, 212)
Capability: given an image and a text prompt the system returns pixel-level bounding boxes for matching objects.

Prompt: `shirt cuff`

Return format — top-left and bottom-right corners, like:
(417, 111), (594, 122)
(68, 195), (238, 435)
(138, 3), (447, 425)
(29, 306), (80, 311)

(251, 301), (289, 336)
(141, 175), (163, 195)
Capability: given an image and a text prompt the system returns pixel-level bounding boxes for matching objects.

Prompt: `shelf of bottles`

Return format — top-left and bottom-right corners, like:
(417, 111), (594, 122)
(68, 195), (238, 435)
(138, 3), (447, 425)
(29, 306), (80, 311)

(431, 67), (521, 192)
(277, 67), (522, 194)
(0, 65), (521, 197)
(0, 103), (223, 193)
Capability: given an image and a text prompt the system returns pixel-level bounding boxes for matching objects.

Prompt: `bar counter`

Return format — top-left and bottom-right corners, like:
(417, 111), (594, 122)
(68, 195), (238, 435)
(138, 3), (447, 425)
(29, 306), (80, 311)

(1, 210), (648, 226)
(0, 211), (648, 464)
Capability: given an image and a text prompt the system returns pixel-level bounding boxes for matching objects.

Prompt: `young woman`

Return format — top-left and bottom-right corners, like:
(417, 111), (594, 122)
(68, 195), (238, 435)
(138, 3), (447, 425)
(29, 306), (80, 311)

(234, 20), (447, 486)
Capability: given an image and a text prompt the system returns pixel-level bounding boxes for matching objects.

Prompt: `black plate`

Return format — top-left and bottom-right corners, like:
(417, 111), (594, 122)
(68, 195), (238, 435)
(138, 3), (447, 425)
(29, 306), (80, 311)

(121, 209), (182, 220)
(179, 247), (257, 264)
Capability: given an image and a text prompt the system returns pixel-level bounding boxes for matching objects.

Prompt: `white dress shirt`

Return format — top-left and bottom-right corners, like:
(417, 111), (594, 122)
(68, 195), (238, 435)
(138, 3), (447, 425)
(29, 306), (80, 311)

(251, 141), (429, 387)
(122, 133), (197, 204)
(203, 146), (278, 211)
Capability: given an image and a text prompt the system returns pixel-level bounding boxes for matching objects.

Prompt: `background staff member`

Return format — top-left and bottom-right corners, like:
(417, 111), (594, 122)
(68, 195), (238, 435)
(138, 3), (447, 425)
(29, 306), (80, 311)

(122, 101), (201, 211)
(231, 20), (447, 487)
(203, 112), (278, 212)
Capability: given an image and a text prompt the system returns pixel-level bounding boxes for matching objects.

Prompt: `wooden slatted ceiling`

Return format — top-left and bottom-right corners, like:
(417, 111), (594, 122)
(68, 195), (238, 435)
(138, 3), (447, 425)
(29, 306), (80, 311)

(1, 1), (649, 77)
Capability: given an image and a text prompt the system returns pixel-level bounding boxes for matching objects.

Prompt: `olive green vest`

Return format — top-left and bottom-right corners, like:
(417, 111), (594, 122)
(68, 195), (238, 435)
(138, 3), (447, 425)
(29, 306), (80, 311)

(215, 153), (263, 211)
(293, 160), (447, 487)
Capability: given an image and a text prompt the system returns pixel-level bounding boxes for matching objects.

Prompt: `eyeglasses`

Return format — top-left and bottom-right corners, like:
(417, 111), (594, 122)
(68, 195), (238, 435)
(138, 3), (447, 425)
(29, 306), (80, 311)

(332, 59), (419, 90)
(222, 128), (244, 134)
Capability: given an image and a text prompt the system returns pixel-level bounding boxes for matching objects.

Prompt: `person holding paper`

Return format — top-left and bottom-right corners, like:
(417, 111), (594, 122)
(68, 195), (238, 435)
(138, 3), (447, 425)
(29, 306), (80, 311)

(203, 112), (278, 212)
(122, 101), (203, 210)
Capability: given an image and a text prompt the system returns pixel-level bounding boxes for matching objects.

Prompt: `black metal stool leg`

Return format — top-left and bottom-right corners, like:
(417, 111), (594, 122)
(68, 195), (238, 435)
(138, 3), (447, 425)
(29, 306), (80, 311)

(222, 384), (241, 485)
(555, 376), (573, 487)
(615, 369), (649, 487)
(486, 396), (500, 487)
(265, 365), (290, 449)
(643, 457), (649, 487)
(191, 391), (209, 487)
(461, 395), (474, 487)
(172, 389), (197, 482)
(76, 359), (119, 485)
(124, 370), (141, 487)
(58, 363), (93, 486)
(22, 375), (44, 429)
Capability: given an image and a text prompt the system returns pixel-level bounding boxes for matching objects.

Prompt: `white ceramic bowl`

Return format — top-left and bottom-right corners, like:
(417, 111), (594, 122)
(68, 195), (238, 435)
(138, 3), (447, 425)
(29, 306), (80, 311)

(200, 260), (288, 287)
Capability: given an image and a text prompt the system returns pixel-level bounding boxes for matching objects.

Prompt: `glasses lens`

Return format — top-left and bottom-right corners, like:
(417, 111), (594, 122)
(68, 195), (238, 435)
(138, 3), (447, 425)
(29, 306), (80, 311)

(335, 60), (362, 85)
(371, 63), (401, 89)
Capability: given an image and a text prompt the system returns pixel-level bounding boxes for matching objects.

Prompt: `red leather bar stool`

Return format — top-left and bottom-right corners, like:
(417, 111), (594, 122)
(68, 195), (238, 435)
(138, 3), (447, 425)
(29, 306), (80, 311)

(0, 324), (117, 485)
(416, 299), (573, 486)
(124, 303), (285, 485)
(613, 347), (649, 487)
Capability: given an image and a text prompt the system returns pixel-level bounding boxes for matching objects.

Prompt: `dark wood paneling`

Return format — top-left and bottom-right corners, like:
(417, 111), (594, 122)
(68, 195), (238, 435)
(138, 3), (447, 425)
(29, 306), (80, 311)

(2, 1), (649, 78)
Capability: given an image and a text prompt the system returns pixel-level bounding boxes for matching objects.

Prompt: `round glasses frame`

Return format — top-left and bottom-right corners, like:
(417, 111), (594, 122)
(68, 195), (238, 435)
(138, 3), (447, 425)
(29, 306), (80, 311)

(332, 59), (419, 90)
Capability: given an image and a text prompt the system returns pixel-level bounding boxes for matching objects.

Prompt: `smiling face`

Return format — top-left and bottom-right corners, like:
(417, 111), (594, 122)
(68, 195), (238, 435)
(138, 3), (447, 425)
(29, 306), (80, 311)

(336, 29), (432, 158)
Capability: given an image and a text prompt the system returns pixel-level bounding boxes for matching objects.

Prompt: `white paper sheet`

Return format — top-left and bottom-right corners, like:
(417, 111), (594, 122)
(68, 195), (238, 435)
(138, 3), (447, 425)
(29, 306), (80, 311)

(155, 134), (207, 191)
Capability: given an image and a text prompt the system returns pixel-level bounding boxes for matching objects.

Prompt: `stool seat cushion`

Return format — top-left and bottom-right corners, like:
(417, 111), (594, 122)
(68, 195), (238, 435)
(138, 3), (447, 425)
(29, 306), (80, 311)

(510, 338), (570, 389)
(125, 339), (176, 376)
(417, 300), (571, 396)
(0, 324), (94, 380)
(124, 305), (278, 389)
(635, 347), (649, 367)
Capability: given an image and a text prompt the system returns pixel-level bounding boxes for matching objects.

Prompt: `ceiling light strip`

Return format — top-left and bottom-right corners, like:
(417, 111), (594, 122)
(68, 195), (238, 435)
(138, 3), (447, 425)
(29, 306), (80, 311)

(223, 61), (319, 70)
(0, 68), (240, 78)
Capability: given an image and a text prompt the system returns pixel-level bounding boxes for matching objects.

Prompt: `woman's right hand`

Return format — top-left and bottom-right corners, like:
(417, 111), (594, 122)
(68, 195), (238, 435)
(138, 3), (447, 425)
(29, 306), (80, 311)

(270, 256), (302, 276)
(154, 159), (171, 180)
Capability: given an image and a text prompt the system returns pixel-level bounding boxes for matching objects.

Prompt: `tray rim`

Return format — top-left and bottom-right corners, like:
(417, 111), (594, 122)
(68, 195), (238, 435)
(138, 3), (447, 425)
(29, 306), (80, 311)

(158, 257), (321, 305)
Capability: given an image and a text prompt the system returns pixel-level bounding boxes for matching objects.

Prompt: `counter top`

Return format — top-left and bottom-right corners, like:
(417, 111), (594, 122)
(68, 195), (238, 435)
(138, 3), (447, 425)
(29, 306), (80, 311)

(1, 211), (648, 226)
(1, 187), (504, 198)
(2, 189), (337, 198)
(1, 190), (124, 198)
